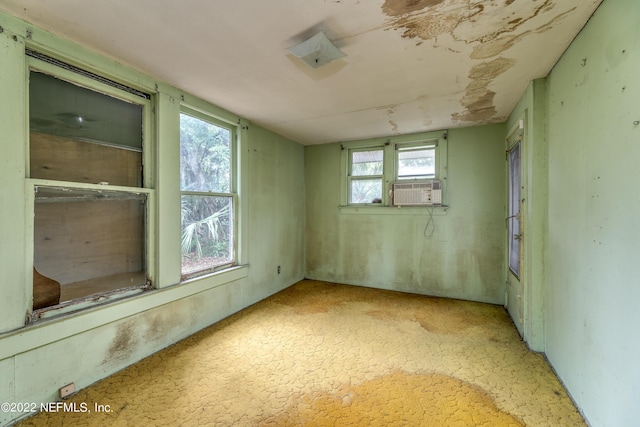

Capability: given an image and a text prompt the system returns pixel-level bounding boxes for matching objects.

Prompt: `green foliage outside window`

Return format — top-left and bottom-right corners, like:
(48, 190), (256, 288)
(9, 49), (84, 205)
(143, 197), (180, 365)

(180, 113), (234, 276)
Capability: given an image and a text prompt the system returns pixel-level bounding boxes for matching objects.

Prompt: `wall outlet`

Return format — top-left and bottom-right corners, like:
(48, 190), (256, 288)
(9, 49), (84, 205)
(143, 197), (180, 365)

(277, 265), (281, 274)
(59, 383), (75, 399)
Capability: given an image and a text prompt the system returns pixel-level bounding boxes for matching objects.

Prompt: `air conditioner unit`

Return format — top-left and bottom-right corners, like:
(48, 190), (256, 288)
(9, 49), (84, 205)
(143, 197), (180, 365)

(390, 180), (442, 206)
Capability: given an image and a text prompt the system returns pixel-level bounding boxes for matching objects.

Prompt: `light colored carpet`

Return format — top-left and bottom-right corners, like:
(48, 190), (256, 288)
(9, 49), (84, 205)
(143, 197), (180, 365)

(17, 280), (585, 426)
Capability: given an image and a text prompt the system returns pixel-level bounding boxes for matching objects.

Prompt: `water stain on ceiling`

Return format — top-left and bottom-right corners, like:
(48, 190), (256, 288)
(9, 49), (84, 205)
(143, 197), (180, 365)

(382, 0), (447, 18)
(453, 56), (516, 122)
(380, 0), (574, 124)
(0, 0), (604, 144)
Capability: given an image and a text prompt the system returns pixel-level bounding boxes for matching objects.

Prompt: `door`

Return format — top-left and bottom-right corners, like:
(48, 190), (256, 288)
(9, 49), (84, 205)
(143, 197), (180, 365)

(506, 125), (524, 337)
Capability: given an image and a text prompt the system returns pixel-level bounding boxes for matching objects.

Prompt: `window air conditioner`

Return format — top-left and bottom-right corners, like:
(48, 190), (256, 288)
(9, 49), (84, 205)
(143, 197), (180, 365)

(390, 180), (442, 206)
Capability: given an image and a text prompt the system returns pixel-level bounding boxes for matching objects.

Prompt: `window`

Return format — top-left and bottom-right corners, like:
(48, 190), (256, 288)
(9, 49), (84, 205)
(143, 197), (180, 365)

(396, 142), (436, 180)
(28, 59), (152, 315)
(341, 131), (447, 207)
(180, 111), (236, 279)
(348, 148), (384, 204)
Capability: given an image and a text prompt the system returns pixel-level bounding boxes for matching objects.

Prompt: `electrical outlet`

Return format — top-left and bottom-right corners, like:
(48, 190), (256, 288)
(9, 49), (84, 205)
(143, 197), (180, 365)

(277, 265), (281, 274)
(59, 383), (75, 399)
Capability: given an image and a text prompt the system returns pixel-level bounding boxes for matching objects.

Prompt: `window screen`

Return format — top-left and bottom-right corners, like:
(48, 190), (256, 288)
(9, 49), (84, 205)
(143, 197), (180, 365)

(349, 148), (383, 204)
(397, 144), (436, 179)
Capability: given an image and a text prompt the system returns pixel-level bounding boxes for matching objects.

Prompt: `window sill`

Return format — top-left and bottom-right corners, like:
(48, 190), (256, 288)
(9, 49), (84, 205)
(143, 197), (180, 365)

(1, 265), (249, 360)
(339, 205), (449, 215)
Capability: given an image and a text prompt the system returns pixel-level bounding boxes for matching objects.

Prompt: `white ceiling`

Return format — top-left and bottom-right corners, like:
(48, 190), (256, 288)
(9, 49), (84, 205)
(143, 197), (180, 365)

(0, 0), (603, 145)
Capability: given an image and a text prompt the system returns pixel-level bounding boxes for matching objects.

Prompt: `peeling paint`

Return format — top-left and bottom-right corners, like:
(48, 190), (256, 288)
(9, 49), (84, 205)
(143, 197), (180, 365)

(381, 0), (446, 17)
(470, 7), (577, 59)
(382, 0), (561, 49)
(453, 57), (516, 122)
(380, 0), (579, 121)
(383, 106), (400, 132)
(391, 11), (460, 42)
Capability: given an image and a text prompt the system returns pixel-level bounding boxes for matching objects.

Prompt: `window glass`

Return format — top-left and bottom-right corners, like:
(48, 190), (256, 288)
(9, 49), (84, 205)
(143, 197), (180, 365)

(397, 145), (435, 179)
(508, 143), (521, 277)
(180, 113), (235, 278)
(350, 179), (382, 204)
(33, 186), (148, 309)
(349, 148), (383, 204)
(29, 71), (143, 149)
(29, 71), (143, 187)
(180, 113), (231, 193)
(341, 132), (446, 207)
(28, 64), (150, 314)
(351, 150), (383, 176)
(180, 195), (234, 276)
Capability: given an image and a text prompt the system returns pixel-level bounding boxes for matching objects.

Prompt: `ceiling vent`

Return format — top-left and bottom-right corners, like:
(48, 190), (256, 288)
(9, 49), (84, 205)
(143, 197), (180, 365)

(287, 31), (346, 68)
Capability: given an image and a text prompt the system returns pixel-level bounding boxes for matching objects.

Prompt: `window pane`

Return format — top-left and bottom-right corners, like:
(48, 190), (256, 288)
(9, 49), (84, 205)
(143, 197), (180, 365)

(508, 143), (521, 277)
(351, 150), (383, 176)
(350, 179), (382, 204)
(181, 195), (234, 276)
(29, 71), (143, 187)
(398, 147), (435, 178)
(33, 186), (147, 310)
(30, 72), (143, 150)
(180, 114), (231, 193)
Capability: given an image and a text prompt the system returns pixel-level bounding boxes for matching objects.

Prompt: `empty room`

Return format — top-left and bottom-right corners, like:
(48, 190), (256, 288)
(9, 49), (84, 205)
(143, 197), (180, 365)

(0, 0), (638, 425)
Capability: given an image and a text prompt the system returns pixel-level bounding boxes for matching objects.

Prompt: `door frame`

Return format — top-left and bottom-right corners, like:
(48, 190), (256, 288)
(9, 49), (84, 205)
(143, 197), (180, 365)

(505, 119), (525, 337)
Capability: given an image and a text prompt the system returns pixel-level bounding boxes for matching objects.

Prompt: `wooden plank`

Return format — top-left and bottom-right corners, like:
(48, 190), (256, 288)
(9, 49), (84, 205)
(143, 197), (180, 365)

(30, 131), (142, 187)
(33, 267), (60, 309)
(60, 271), (146, 302)
(34, 198), (145, 285)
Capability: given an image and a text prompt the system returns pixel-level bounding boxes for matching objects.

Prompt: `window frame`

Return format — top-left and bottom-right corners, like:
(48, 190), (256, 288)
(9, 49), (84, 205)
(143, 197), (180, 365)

(340, 130), (448, 208)
(179, 106), (239, 281)
(395, 140), (438, 180)
(347, 146), (385, 205)
(26, 55), (155, 320)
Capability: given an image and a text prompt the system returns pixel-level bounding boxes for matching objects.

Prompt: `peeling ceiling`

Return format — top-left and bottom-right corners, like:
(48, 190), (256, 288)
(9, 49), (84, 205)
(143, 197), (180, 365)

(0, 0), (603, 145)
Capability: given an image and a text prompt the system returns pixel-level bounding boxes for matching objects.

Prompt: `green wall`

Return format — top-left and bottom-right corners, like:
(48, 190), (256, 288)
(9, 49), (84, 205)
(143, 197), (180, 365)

(544, 0), (640, 425)
(305, 124), (506, 304)
(3, 0), (639, 425)
(0, 13), (305, 426)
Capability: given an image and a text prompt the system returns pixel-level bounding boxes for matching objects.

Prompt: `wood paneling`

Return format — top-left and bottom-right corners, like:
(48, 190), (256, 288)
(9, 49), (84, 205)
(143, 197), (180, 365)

(30, 132), (142, 187)
(34, 198), (145, 287)
(33, 267), (60, 309)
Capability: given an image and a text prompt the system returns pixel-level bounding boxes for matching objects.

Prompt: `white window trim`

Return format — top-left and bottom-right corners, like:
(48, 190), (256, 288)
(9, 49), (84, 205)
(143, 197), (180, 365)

(340, 130), (448, 210)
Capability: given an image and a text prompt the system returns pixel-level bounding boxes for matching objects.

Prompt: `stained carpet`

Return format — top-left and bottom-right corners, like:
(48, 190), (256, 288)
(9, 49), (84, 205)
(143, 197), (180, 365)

(16, 280), (585, 426)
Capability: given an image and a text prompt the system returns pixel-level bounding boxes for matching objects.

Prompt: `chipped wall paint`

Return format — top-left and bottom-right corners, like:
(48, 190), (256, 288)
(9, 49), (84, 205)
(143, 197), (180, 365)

(305, 124), (506, 304)
(544, 0), (640, 425)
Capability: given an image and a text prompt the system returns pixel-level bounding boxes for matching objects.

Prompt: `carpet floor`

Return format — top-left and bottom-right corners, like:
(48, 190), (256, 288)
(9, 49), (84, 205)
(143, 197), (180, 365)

(17, 280), (585, 426)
